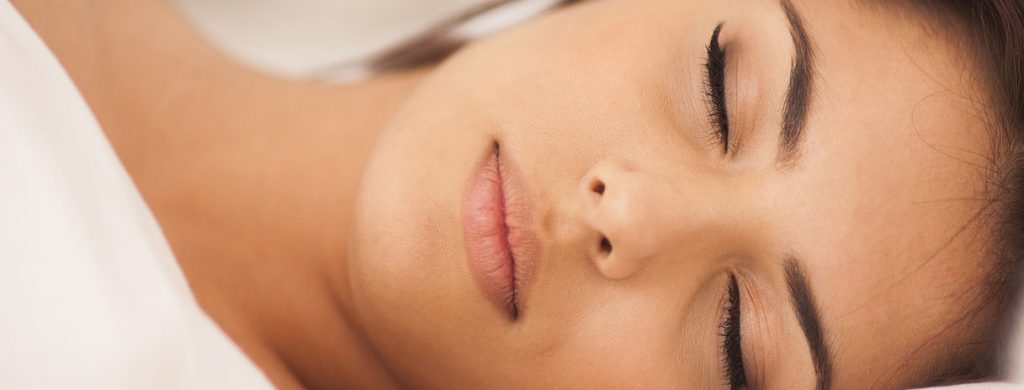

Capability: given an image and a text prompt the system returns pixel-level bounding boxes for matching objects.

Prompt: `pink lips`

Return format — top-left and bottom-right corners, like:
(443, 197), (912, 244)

(463, 145), (535, 320)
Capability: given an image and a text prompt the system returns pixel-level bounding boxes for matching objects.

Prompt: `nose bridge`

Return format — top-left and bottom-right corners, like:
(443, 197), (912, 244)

(581, 160), (723, 280)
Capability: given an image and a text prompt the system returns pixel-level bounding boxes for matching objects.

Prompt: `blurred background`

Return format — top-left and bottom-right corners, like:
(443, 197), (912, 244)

(171, 0), (491, 77)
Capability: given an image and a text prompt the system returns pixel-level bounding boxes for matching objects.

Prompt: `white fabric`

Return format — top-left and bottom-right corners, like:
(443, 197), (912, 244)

(316, 0), (566, 82)
(173, 0), (492, 76)
(931, 300), (1024, 388)
(0, 2), (271, 389)
(1009, 297), (1024, 385)
(937, 380), (1024, 386)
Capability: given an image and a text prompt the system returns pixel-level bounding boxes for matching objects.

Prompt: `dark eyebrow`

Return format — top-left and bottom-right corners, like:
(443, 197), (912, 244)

(777, 0), (815, 167)
(785, 257), (833, 390)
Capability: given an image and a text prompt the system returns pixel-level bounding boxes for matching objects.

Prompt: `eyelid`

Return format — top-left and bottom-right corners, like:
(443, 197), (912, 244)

(721, 50), (742, 157)
(717, 30), (744, 158)
(709, 26), (763, 160)
(721, 274), (747, 387)
(737, 273), (771, 389)
(703, 23), (730, 155)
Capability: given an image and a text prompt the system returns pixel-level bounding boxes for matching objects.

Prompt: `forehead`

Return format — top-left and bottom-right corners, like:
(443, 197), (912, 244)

(784, 0), (994, 385)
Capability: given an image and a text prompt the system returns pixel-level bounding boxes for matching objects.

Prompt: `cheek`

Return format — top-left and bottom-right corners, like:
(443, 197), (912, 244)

(526, 295), (711, 389)
(439, 0), (698, 139)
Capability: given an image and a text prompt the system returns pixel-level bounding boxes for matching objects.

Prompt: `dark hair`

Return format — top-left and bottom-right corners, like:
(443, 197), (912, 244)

(895, 0), (1024, 385)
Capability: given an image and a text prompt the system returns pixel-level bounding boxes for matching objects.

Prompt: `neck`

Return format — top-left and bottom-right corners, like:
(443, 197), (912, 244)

(12, 0), (426, 387)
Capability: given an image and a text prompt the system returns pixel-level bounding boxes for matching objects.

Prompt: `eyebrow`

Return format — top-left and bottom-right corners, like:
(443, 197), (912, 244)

(784, 257), (833, 390)
(777, 0), (815, 167)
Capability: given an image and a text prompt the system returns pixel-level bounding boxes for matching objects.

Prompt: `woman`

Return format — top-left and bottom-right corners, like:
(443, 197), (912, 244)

(5, 0), (1022, 388)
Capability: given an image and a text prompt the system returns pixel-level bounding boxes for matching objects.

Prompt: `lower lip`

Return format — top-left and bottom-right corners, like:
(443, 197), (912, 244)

(463, 146), (521, 319)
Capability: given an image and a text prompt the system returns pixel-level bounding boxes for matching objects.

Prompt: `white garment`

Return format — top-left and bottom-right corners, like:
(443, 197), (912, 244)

(0, 2), (271, 388)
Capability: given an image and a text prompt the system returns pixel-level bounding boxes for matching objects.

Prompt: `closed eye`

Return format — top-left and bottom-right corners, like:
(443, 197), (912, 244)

(703, 23), (730, 154)
(721, 274), (747, 389)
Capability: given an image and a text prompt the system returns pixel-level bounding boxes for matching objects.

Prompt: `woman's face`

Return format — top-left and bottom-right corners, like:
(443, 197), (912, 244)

(348, 0), (993, 387)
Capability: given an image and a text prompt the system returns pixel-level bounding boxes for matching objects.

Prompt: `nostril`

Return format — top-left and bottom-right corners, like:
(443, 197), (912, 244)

(600, 237), (612, 254)
(590, 180), (606, 195)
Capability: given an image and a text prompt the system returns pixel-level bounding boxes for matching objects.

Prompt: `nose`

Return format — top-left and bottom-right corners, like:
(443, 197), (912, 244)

(580, 160), (723, 280)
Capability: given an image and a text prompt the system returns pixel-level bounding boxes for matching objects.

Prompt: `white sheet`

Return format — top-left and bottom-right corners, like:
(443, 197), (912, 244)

(0, 1), (271, 388)
(173, 0), (492, 76)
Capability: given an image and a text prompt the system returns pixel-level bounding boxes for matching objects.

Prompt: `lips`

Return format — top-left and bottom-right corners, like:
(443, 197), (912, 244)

(463, 144), (536, 320)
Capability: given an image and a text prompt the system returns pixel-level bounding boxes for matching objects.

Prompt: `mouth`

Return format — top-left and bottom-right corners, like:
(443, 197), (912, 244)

(463, 143), (537, 320)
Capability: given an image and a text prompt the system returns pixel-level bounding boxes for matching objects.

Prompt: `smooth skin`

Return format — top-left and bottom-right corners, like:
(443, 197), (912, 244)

(14, 0), (997, 388)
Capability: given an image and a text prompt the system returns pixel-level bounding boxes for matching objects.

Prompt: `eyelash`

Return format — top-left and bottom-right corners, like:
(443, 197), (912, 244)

(721, 274), (747, 389)
(704, 23), (730, 154)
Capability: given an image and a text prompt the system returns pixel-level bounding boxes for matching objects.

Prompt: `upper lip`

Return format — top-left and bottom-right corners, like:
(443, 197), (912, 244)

(463, 142), (539, 320)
